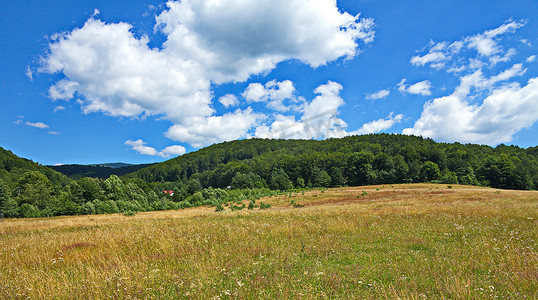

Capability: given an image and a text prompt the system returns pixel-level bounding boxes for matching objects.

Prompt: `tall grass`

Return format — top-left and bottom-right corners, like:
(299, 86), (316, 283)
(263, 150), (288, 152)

(1, 184), (536, 299)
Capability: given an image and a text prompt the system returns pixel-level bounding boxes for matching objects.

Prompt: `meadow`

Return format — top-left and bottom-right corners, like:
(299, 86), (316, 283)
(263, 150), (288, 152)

(1, 184), (537, 299)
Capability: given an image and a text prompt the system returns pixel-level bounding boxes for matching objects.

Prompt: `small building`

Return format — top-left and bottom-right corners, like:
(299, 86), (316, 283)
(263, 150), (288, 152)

(162, 190), (174, 196)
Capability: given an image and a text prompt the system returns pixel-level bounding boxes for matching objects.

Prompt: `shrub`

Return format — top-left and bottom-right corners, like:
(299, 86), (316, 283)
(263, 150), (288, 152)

(259, 202), (271, 210)
(80, 202), (96, 215)
(19, 203), (41, 218)
(123, 210), (137, 217)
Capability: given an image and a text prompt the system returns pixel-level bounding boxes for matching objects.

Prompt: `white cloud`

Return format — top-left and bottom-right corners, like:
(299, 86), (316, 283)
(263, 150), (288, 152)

(404, 66), (538, 145)
(40, 1), (374, 149)
(520, 39), (531, 46)
(453, 63), (526, 97)
(218, 94), (239, 107)
(365, 89), (390, 100)
(243, 80), (295, 103)
(26, 66), (33, 81)
(466, 20), (524, 57)
(242, 83), (267, 103)
(25, 121), (50, 129)
(48, 80), (79, 100)
(412, 20), (526, 71)
(165, 108), (264, 148)
(125, 139), (159, 156)
(352, 112), (403, 135)
(53, 106), (65, 113)
(302, 81), (344, 121)
(410, 51), (447, 67)
(161, 145), (186, 157)
(242, 79), (302, 112)
(528, 55), (537, 63)
(48, 131), (61, 135)
(255, 81), (347, 139)
(41, 19), (213, 121)
(489, 48), (516, 65)
(255, 114), (309, 140)
(156, 0), (374, 83)
(398, 79), (432, 96)
(125, 139), (186, 158)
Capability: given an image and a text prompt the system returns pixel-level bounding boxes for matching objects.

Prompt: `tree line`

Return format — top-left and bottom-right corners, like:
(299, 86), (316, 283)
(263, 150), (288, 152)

(1, 134), (537, 218)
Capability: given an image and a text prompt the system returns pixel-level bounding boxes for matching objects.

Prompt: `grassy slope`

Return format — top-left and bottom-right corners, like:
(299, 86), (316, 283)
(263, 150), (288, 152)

(1, 184), (537, 299)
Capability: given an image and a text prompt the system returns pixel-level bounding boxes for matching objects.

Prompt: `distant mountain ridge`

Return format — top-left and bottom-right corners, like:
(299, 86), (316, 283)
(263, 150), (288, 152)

(48, 162), (156, 179)
(89, 163), (135, 169)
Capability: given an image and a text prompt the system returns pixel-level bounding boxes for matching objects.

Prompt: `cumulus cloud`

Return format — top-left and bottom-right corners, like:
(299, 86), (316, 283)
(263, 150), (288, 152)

(25, 121), (50, 129)
(365, 89), (390, 100)
(255, 81), (347, 139)
(41, 18), (213, 122)
(125, 139), (159, 156)
(160, 145), (187, 157)
(398, 79), (432, 96)
(165, 108), (264, 148)
(528, 55), (537, 63)
(125, 139), (186, 158)
(155, 0), (374, 83)
(40, 0), (374, 150)
(242, 80), (303, 112)
(404, 65), (537, 145)
(352, 113), (403, 135)
(48, 80), (79, 100)
(218, 94), (239, 108)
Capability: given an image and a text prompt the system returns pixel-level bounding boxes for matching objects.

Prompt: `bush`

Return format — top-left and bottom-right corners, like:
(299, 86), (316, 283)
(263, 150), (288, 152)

(188, 192), (205, 205)
(116, 200), (142, 213)
(123, 210), (137, 216)
(80, 202), (96, 215)
(93, 200), (119, 214)
(19, 203), (41, 218)
(259, 202), (271, 210)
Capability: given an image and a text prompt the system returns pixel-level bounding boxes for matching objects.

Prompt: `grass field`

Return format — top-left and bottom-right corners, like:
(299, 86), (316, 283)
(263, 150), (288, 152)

(1, 184), (537, 299)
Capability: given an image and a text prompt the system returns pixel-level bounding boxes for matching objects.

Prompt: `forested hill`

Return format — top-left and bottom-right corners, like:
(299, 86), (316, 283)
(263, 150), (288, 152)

(1, 134), (537, 219)
(129, 134), (538, 191)
(0, 147), (71, 188)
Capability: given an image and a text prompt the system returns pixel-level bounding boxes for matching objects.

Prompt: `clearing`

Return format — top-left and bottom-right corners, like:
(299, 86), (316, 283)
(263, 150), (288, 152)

(1, 184), (537, 299)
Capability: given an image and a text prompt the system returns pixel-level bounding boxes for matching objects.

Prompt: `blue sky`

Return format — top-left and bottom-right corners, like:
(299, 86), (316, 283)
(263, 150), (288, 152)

(1, 0), (537, 165)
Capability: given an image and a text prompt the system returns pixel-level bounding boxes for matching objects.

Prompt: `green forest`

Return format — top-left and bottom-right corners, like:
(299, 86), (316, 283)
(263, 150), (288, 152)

(1, 134), (537, 218)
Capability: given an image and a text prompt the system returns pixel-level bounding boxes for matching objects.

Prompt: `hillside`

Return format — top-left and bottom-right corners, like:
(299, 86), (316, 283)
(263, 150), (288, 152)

(1, 184), (536, 298)
(130, 134), (538, 191)
(0, 147), (71, 188)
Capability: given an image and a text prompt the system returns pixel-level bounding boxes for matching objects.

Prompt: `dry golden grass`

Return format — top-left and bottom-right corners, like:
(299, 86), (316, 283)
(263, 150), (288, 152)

(1, 184), (537, 299)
